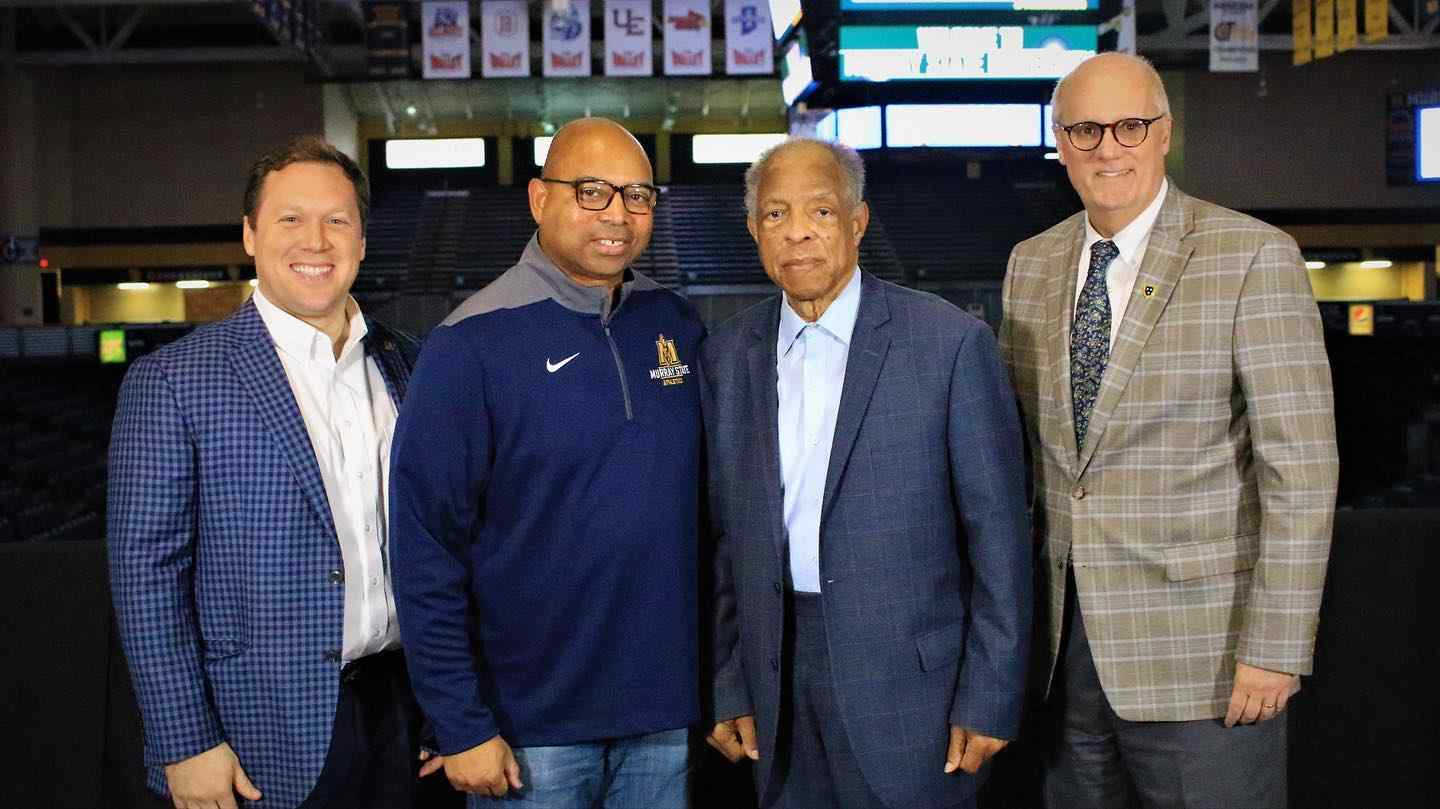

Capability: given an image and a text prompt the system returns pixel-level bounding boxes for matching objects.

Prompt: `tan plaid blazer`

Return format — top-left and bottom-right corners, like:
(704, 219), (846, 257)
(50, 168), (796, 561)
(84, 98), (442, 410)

(999, 183), (1338, 721)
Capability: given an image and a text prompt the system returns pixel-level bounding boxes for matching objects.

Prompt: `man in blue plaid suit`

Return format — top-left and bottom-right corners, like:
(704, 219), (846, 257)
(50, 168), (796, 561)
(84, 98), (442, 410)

(702, 139), (1032, 809)
(108, 136), (437, 809)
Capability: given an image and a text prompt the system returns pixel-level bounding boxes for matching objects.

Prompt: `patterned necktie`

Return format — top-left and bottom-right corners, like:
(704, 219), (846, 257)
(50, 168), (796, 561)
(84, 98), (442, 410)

(1071, 239), (1119, 449)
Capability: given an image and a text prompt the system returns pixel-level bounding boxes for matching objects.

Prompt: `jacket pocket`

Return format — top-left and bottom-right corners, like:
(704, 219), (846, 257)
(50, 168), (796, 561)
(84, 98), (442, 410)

(1162, 533), (1261, 582)
(915, 620), (967, 673)
(201, 637), (247, 661)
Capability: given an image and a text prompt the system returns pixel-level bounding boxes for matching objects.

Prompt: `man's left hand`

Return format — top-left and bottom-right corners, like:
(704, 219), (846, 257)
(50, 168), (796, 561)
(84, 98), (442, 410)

(944, 725), (1008, 775)
(418, 749), (445, 778)
(1224, 662), (1300, 727)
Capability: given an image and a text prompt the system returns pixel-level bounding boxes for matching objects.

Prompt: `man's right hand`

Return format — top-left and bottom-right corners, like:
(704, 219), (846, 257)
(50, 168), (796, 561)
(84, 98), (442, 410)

(164, 742), (261, 809)
(706, 715), (760, 763)
(443, 735), (524, 797)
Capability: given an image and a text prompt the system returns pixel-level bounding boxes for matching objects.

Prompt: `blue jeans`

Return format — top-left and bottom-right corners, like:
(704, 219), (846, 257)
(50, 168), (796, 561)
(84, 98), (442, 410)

(467, 727), (690, 808)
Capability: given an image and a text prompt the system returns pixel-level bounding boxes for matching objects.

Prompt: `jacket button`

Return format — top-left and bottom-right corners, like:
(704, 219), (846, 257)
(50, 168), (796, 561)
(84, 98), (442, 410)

(773, 582), (783, 595)
(1071, 486), (1086, 500)
(770, 656), (779, 672)
(327, 569), (344, 584)
(322, 649), (341, 663)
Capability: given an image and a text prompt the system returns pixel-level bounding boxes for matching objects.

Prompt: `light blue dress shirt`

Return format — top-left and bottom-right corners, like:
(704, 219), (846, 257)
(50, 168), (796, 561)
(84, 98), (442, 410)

(777, 268), (862, 593)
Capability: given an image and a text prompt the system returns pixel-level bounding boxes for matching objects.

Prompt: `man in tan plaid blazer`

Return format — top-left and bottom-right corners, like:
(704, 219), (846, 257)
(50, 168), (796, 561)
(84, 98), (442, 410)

(1000, 53), (1338, 808)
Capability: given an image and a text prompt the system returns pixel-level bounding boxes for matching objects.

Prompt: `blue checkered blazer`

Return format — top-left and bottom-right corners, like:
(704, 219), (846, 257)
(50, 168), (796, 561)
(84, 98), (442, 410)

(107, 299), (417, 808)
(702, 273), (1033, 809)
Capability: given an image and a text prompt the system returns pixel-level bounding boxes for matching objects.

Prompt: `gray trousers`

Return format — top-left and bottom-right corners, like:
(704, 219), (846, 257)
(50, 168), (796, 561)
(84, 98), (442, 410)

(763, 593), (976, 809)
(1042, 576), (1288, 809)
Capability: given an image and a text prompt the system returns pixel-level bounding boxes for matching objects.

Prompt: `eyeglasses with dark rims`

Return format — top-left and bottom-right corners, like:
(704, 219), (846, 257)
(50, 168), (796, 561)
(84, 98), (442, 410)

(540, 176), (662, 214)
(1053, 115), (1167, 152)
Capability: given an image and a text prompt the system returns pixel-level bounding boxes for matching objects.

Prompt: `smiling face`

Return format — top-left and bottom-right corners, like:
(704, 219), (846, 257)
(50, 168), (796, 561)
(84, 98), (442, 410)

(528, 119), (654, 287)
(748, 142), (869, 322)
(242, 160), (364, 337)
(1055, 54), (1172, 237)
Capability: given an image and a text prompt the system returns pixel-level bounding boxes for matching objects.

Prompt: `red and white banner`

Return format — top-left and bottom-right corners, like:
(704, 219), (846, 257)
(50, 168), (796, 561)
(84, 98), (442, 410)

(724, 0), (772, 75)
(544, 0), (592, 77)
(481, 0), (529, 77)
(421, 1), (470, 79)
(663, 0), (711, 76)
(604, 0), (653, 76)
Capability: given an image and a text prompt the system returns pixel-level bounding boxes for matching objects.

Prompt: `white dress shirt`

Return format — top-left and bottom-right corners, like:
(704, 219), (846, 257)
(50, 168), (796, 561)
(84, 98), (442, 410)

(777, 268), (862, 593)
(252, 288), (400, 662)
(1074, 178), (1169, 348)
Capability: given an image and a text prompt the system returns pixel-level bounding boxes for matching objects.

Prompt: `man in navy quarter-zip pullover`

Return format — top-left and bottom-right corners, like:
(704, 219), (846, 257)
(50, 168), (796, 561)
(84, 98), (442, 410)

(390, 118), (703, 809)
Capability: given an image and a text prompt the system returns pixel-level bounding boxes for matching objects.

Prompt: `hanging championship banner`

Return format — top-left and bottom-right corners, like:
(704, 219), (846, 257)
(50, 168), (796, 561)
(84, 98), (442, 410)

(1336, 0), (1357, 51)
(482, 0), (530, 77)
(364, 2), (410, 77)
(1292, 0), (1312, 64)
(724, 0), (773, 75)
(1209, 0), (1257, 72)
(605, 0), (653, 76)
(663, 0), (711, 76)
(544, 0), (592, 77)
(422, 1), (470, 79)
(1314, 0), (1335, 59)
(1363, 0), (1388, 42)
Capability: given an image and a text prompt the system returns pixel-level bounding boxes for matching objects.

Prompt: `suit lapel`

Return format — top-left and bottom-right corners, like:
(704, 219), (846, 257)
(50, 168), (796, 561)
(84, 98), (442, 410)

(227, 301), (337, 541)
(820, 273), (892, 527)
(1045, 216), (1086, 473)
(1076, 186), (1195, 475)
(745, 297), (789, 561)
(363, 323), (408, 406)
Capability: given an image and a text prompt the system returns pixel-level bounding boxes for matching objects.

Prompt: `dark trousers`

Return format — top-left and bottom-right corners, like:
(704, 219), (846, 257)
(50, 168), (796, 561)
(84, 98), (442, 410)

(298, 649), (425, 809)
(1042, 573), (1287, 809)
(762, 593), (977, 809)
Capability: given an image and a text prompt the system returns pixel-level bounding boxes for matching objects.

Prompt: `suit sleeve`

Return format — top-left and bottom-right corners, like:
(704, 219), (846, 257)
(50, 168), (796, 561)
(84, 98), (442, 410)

(1232, 233), (1339, 675)
(698, 343), (753, 723)
(106, 355), (225, 767)
(945, 320), (1033, 740)
(390, 324), (498, 755)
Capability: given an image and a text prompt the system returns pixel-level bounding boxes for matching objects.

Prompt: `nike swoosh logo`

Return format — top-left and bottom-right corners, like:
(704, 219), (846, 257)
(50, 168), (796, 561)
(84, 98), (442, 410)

(546, 352), (580, 373)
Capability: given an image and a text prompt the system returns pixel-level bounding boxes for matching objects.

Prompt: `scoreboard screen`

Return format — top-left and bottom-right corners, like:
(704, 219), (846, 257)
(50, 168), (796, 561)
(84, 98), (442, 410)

(841, 1), (1099, 10)
(839, 24), (1096, 81)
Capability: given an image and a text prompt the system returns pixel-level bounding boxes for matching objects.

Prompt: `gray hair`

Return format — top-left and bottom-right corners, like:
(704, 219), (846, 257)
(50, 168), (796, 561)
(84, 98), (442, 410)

(743, 138), (866, 220)
(1050, 52), (1171, 126)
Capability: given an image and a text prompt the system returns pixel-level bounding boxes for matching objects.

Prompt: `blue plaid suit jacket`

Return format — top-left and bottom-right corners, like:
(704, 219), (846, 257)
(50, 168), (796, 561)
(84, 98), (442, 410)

(701, 273), (1033, 809)
(107, 299), (417, 808)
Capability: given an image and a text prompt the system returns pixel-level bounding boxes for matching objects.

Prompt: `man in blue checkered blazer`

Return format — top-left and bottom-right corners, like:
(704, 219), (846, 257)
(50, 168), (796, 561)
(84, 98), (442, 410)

(108, 137), (432, 809)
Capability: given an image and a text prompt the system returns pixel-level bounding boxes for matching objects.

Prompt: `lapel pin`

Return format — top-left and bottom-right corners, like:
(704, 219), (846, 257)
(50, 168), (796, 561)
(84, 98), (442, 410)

(1143, 285), (1155, 298)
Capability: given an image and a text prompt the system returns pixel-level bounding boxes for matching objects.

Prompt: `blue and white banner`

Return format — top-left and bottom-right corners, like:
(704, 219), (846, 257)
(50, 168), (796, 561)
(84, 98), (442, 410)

(605, 0), (653, 76)
(663, 0), (711, 76)
(544, 0), (592, 77)
(724, 0), (773, 75)
(1209, 0), (1258, 72)
(421, 1), (470, 79)
(481, 0), (530, 77)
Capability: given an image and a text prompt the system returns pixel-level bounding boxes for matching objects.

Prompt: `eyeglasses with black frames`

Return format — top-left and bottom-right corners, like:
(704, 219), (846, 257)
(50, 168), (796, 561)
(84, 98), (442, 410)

(1054, 115), (1167, 152)
(540, 176), (661, 214)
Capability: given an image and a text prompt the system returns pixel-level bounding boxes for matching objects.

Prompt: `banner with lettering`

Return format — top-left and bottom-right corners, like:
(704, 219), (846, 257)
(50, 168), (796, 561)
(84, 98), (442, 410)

(544, 0), (592, 77)
(605, 0), (653, 76)
(1314, 0), (1335, 59)
(663, 0), (711, 76)
(1363, 0), (1388, 42)
(1208, 0), (1257, 72)
(1336, 0), (1357, 51)
(422, 1), (470, 79)
(1292, 0), (1312, 64)
(481, 0), (529, 77)
(724, 0), (773, 75)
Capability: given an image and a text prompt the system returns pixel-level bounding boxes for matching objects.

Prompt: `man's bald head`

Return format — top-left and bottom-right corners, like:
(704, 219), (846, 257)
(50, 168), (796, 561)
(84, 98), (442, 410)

(542, 117), (652, 183)
(1051, 52), (1169, 126)
(529, 117), (656, 288)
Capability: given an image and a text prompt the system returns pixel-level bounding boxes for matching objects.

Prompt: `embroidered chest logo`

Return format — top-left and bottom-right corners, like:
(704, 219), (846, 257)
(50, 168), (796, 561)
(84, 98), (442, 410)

(649, 334), (691, 386)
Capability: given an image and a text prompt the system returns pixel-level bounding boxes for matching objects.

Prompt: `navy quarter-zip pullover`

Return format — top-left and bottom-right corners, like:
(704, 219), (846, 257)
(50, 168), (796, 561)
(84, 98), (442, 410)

(390, 235), (704, 756)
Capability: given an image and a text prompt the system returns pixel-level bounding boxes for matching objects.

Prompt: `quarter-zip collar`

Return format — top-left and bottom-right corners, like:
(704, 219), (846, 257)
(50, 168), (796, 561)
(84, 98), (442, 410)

(524, 233), (644, 322)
